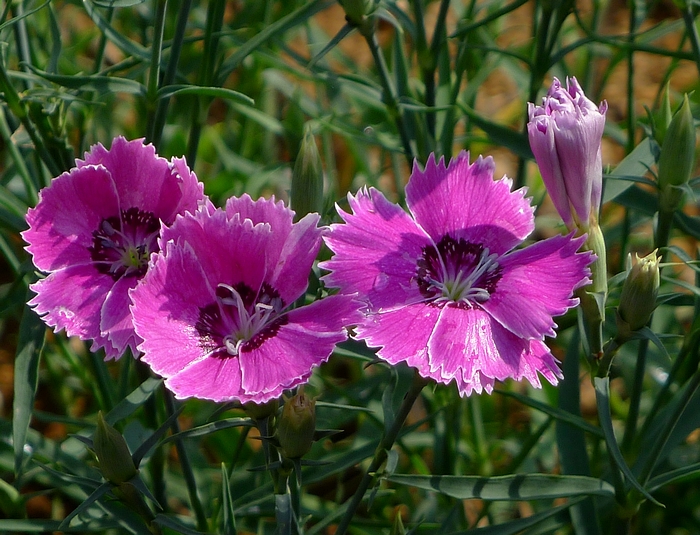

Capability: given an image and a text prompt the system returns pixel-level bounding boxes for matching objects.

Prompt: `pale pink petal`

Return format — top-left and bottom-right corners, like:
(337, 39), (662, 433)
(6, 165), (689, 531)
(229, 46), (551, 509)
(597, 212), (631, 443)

(527, 112), (573, 227)
(23, 166), (120, 272)
(133, 241), (216, 377)
(238, 295), (360, 400)
(322, 188), (430, 309)
(483, 234), (591, 339)
(29, 265), (113, 346)
(166, 356), (243, 402)
(405, 152), (534, 255)
(355, 303), (442, 376)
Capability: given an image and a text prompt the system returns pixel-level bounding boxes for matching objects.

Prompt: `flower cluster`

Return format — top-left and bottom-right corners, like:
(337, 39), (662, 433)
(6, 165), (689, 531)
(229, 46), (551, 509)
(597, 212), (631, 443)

(25, 134), (592, 401)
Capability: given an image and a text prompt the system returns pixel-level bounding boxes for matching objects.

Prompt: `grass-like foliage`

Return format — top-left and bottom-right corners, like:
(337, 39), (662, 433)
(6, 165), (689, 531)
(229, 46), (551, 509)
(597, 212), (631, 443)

(2, 1), (700, 534)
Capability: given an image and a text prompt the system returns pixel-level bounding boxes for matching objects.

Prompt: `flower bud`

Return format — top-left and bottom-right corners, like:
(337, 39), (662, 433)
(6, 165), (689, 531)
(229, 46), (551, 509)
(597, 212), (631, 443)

(93, 412), (138, 485)
(654, 84), (673, 146)
(277, 390), (316, 459)
(617, 250), (660, 336)
(658, 95), (696, 212)
(528, 77), (607, 232)
(337, 0), (377, 25)
(290, 124), (324, 221)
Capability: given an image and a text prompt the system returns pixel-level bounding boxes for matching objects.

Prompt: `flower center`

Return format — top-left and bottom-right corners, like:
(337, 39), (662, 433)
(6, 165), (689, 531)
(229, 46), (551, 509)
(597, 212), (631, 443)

(195, 282), (288, 358)
(416, 236), (501, 308)
(89, 207), (160, 280)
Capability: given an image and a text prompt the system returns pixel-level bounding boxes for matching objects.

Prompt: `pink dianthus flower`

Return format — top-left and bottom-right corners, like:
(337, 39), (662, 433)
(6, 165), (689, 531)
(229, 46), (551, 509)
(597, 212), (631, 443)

(131, 195), (361, 403)
(321, 151), (592, 396)
(23, 136), (207, 359)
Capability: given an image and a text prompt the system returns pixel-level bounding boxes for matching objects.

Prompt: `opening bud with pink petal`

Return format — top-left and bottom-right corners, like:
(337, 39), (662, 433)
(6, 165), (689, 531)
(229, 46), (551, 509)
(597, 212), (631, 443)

(528, 77), (607, 231)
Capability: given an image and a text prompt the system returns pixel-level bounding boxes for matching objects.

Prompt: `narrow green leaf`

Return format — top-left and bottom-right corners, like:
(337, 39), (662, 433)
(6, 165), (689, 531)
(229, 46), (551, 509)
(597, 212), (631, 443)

(131, 405), (184, 466)
(58, 481), (112, 530)
(0, 0), (50, 32)
(673, 211), (700, 240)
(0, 519), (124, 532)
(603, 138), (657, 203)
(26, 65), (146, 95)
(161, 417), (254, 443)
(459, 104), (532, 159)
(221, 464), (237, 535)
(308, 22), (354, 68)
(388, 473), (614, 500)
(593, 377), (663, 506)
(152, 514), (207, 535)
(217, 0), (333, 84)
(496, 389), (604, 438)
(467, 497), (585, 535)
(105, 377), (163, 426)
(81, 0), (150, 60)
(156, 85), (254, 105)
(93, 0), (145, 6)
(647, 461), (700, 492)
(13, 302), (46, 477)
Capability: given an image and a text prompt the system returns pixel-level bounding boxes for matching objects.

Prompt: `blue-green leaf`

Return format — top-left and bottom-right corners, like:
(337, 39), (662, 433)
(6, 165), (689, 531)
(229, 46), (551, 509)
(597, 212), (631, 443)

(387, 473), (615, 500)
(13, 302), (45, 478)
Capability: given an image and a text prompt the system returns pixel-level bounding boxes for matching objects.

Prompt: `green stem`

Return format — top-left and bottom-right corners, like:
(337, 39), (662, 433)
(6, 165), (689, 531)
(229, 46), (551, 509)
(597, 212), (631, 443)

(681, 2), (700, 78)
(637, 367), (700, 486)
(145, 0), (168, 143)
(359, 19), (416, 167)
(0, 105), (37, 204)
(164, 390), (209, 532)
(621, 337), (649, 453)
(0, 57), (60, 176)
(626, 0), (636, 154)
(137, 362), (166, 510)
(334, 371), (427, 535)
(150, 0), (194, 149)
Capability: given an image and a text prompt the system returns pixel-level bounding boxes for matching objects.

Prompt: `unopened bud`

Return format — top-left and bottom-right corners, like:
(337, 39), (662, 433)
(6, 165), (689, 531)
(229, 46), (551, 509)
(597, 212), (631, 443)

(290, 124), (324, 221)
(338, 0), (377, 25)
(277, 390), (316, 459)
(658, 95), (696, 212)
(94, 412), (138, 484)
(654, 84), (673, 146)
(617, 250), (660, 337)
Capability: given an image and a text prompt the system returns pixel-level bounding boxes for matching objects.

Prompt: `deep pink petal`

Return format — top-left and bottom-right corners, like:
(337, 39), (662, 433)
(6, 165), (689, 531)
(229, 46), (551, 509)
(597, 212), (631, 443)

(269, 213), (322, 303)
(23, 166), (120, 272)
(78, 137), (177, 218)
(100, 276), (141, 360)
(165, 356), (243, 402)
(226, 195), (322, 303)
(483, 234), (591, 339)
(159, 156), (207, 222)
(238, 295), (360, 400)
(405, 152), (535, 255)
(133, 241), (217, 377)
(321, 188), (430, 310)
(28, 265), (113, 348)
(160, 209), (271, 297)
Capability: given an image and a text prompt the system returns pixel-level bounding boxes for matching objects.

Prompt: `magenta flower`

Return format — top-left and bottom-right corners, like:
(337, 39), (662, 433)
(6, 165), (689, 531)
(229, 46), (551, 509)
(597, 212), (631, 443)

(131, 195), (361, 403)
(23, 137), (207, 360)
(321, 152), (592, 396)
(528, 77), (607, 230)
